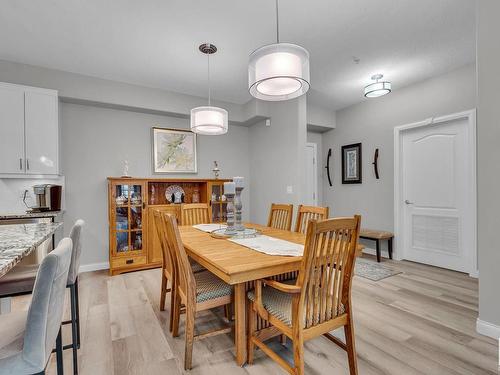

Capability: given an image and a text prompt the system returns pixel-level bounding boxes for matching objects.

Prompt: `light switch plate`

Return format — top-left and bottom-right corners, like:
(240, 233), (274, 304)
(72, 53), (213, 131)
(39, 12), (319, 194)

(286, 186), (293, 194)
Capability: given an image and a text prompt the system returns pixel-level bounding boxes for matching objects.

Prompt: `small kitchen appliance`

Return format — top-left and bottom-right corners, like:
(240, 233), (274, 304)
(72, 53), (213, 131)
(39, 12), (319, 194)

(29, 184), (62, 212)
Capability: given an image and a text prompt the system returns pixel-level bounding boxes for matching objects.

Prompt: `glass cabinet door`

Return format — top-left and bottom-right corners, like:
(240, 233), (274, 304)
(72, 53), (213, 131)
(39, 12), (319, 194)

(209, 182), (228, 223)
(112, 182), (144, 254)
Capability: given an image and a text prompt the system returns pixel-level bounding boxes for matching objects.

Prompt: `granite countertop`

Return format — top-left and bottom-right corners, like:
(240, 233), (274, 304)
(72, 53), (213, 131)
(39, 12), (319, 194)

(0, 211), (63, 220)
(0, 222), (62, 278)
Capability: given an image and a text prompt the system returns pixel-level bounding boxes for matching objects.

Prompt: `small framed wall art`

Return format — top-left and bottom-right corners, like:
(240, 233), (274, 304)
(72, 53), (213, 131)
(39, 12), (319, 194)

(341, 143), (362, 184)
(152, 127), (197, 173)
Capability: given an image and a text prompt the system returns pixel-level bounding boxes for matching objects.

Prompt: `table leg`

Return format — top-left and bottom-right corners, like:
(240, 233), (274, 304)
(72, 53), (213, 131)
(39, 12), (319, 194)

(234, 283), (247, 366)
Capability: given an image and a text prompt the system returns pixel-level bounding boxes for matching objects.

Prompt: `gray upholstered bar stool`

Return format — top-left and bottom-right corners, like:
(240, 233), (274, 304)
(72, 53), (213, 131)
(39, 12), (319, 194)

(0, 220), (85, 375)
(0, 237), (73, 375)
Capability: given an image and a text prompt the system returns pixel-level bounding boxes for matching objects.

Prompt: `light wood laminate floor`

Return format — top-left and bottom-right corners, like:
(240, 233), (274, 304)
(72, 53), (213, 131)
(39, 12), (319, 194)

(12, 255), (498, 374)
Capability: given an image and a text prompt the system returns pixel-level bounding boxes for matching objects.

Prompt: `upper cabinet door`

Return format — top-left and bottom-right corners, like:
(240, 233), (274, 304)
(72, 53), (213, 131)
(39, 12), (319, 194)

(0, 85), (25, 174)
(24, 90), (59, 175)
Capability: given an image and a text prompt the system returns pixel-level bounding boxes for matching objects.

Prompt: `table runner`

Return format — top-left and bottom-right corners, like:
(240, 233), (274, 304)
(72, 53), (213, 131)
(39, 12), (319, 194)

(192, 223), (227, 232)
(229, 235), (304, 257)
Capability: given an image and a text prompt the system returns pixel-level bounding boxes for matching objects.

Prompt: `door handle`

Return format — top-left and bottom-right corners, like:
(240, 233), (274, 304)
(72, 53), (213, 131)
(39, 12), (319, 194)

(405, 200), (414, 205)
(19, 158), (23, 170)
(26, 159), (30, 170)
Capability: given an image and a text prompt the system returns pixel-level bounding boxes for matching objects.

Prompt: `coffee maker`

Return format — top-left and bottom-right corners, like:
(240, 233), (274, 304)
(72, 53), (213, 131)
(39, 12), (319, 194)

(30, 184), (62, 212)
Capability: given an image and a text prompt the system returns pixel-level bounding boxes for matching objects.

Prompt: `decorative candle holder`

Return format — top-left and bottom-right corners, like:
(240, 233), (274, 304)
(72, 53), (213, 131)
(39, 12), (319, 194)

(234, 186), (244, 231)
(225, 192), (236, 234)
(212, 161), (220, 179)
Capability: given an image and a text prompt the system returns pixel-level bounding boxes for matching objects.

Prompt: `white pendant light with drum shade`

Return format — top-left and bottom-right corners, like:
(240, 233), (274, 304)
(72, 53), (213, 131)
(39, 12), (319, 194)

(248, 0), (310, 101)
(190, 43), (228, 135)
(364, 74), (392, 98)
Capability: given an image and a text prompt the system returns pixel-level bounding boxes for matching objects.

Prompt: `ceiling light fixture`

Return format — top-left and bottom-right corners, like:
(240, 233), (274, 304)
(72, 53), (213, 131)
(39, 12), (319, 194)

(248, 0), (310, 101)
(190, 43), (228, 135)
(364, 74), (392, 98)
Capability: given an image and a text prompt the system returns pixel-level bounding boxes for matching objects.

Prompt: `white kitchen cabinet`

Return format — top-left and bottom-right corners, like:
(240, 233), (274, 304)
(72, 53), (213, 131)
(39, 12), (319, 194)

(0, 83), (59, 177)
(25, 91), (59, 175)
(0, 85), (25, 174)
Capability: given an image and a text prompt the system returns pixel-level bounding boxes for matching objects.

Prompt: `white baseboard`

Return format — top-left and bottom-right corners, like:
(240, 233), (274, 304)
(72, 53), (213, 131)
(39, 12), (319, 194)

(469, 269), (479, 278)
(476, 318), (500, 339)
(79, 262), (109, 273)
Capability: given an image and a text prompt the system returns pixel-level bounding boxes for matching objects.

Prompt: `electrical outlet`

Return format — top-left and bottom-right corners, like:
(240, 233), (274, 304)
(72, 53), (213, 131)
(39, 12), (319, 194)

(286, 186), (293, 194)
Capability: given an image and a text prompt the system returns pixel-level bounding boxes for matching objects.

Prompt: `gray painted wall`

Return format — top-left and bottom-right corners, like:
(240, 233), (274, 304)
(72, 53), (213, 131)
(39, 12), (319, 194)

(0, 59), (336, 130)
(249, 97), (307, 225)
(0, 59), (245, 122)
(322, 64), (476, 256)
(60, 102), (250, 266)
(477, 0), (500, 331)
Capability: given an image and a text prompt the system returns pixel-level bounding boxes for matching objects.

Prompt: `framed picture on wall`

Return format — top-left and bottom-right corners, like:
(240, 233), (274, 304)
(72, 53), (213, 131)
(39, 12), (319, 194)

(342, 143), (362, 184)
(152, 127), (197, 173)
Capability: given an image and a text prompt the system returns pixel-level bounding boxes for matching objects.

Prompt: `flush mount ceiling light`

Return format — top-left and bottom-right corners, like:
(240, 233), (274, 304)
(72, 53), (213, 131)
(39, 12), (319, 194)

(364, 74), (392, 98)
(190, 43), (228, 135)
(248, 0), (310, 101)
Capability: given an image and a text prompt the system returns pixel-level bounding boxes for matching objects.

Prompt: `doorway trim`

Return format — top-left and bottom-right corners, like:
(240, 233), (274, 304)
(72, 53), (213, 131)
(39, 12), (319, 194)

(393, 109), (477, 277)
(306, 142), (318, 205)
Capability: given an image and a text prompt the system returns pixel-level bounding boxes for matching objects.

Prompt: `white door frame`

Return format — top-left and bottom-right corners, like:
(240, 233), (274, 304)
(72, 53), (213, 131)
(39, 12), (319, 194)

(306, 142), (318, 205)
(393, 109), (477, 277)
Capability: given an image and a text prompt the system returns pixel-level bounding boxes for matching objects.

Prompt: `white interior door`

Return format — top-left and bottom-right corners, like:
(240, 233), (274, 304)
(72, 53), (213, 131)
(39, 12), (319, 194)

(305, 143), (318, 206)
(401, 115), (473, 273)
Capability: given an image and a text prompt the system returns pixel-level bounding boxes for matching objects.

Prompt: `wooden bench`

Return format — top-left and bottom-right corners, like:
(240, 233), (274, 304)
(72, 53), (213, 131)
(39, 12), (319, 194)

(359, 229), (394, 262)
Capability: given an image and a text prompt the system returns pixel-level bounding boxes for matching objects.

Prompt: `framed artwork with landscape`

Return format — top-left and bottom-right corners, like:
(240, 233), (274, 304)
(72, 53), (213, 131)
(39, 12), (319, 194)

(342, 143), (362, 184)
(152, 127), (197, 173)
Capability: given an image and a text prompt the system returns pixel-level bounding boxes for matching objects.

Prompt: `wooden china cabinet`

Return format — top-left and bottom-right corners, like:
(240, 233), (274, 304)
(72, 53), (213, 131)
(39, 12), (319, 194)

(108, 177), (230, 275)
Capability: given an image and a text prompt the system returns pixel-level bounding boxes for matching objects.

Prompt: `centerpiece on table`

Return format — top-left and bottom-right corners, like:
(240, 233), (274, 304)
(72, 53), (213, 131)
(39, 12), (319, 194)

(210, 177), (260, 239)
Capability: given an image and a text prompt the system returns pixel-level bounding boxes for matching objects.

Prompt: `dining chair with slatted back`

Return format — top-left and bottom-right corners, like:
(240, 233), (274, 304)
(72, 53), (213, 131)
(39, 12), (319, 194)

(181, 203), (211, 226)
(248, 215), (361, 375)
(294, 205), (329, 234)
(267, 203), (293, 231)
(163, 213), (233, 370)
(153, 208), (176, 332)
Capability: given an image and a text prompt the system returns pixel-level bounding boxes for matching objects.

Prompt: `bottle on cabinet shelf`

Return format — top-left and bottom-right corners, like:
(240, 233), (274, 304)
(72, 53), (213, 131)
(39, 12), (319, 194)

(192, 189), (200, 203)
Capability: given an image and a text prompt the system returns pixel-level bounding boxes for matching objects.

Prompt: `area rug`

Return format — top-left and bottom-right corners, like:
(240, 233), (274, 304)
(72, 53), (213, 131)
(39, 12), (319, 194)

(354, 258), (402, 281)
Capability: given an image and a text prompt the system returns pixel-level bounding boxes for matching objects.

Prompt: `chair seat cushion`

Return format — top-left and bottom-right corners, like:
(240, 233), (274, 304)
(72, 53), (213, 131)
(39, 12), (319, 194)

(0, 310), (43, 374)
(248, 280), (345, 326)
(0, 265), (38, 297)
(190, 260), (205, 273)
(0, 311), (26, 360)
(359, 229), (394, 239)
(195, 271), (232, 303)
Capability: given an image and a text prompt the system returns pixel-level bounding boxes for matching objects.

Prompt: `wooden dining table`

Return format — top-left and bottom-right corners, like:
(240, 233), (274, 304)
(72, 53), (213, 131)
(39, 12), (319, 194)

(179, 222), (364, 366)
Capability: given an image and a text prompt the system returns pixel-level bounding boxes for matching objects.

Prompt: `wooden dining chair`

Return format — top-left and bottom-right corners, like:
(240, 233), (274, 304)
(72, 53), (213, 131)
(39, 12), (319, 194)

(294, 205), (329, 234)
(267, 203), (294, 231)
(152, 209), (176, 332)
(181, 203), (211, 225)
(163, 213), (233, 370)
(247, 215), (361, 375)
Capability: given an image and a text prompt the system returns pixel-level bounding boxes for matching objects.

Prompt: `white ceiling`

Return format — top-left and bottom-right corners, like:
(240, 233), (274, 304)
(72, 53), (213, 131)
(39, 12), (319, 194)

(0, 0), (475, 110)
